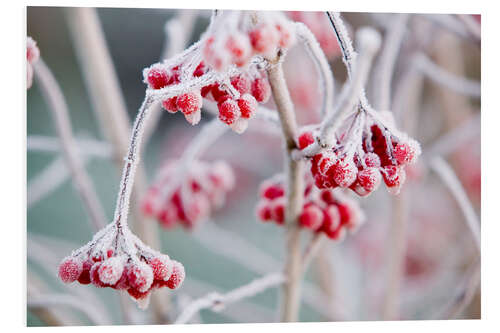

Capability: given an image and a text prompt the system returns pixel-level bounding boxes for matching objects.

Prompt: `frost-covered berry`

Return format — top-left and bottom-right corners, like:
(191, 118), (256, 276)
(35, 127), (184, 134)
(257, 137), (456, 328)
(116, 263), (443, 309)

(299, 204), (323, 230)
(162, 97), (178, 113)
(58, 257), (82, 284)
(237, 94), (258, 119)
(357, 168), (382, 193)
(364, 152), (381, 168)
(260, 181), (285, 200)
(127, 262), (154, 293)
(394, 141), (421, 165)
(297, 131), (315, 150)
(165, 261), (185, 290)
(90, 262), (108, 288)
(382, 165), (407, 195)
(275, 22), (295, 48)
(272, 198), (286, 225)
(149, 255), (173, 281)
(27, 37), (40, 90)
(249, 25), (279, 56)
(218, 99), (240, 125)
(77, 259), (93, 285)
(225, 33), (252, 67)
(177, 91), (202, 115)
(321, 206), (342, 240)
(256, 201), (273, 221)
(145, 66), (169, 89)
(251, 77), (271, 103)
(231, 75), (251, 95)
(112, 266), (130, 290)
(333, 160), (357, 188)
(98, 257), (124, 285)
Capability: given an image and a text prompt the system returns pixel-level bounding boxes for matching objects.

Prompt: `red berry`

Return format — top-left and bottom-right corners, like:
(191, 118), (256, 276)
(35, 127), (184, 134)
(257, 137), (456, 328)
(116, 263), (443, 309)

(162, 97), (178, 113)
(357, 168), (382, 193)
(249, 25), (279, 54)
(237, 94), (258, 119)
(127, 262), (154, 293)
(297, 131), (315, 150)
(364, 152), (381, 168)
(320, 190), (337, 205)
(260, 181), (285, 200)
(177, 91), (202, 115)
(201, 84), (213, 98)
(271, 198), (285, 224)
(77, 260), (93, 285)
(211, 83), (230, 102)
(98, 257), (124, 285)
(225, 34), (252, 66)
(256, 201), (273, 221)
(299, 204), (324, 230)
(90, 262), (108, 288)
(149, 256), (172, 281)
(112, 266), (130, 290)
(218, 99), (240, 125)
(127, 287), (150, 300)
(193, 61), (206, 77)
(333, 160), (357, 188)
(251, 77), (271, 103)
(146, 67), (169, 89)
(394, 141), (420, 165)
(165, 261), (185, 289)
(231, 75), (251, 95)
(321, 206), (342, 239)
(58, 257), (82, 284)
(318, 152), (337, 176)
(275, 23), (295, 48)
(382, 165), (407, 195)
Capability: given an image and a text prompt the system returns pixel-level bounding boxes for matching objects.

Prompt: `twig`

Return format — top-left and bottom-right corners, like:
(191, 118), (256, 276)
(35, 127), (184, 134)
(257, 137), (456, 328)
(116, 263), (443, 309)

(266, 52), (305, 322)
(422, 14), (479, 45)
(373, 14), (410, 110)
(455, 14), (481, 42)
(301, 233), (325, 274)
(294, 22), (335, 116)
(415, 53), (481, 98)
(33, 59), (107, 231)
(28, 135), (112, 159)
(28, 294), (107, 325)
(429, 157), (481, 252)
(175, 273), (285, 324)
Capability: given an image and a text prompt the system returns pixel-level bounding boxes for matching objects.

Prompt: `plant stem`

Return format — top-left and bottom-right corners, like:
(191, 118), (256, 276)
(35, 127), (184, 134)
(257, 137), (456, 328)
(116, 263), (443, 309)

(266, 53), (305, 322)
(34, 59), (107, 231)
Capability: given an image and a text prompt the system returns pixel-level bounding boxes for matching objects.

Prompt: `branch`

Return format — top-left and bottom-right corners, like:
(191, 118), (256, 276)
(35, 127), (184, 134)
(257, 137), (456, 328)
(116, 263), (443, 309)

(415, 53), (480, 98)
(429, 157), (481, 252)
(28, 135), (112, 159)
(266, 52), (305, 322)
(175, 273), (285, 324)
(33, 59), (107, 231)
(373, 14), (410, 110)
(423, 14), (480, 45)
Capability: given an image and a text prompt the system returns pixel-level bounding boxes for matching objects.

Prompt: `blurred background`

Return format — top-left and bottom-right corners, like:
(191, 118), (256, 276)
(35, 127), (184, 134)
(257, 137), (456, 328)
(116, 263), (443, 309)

(27, 7), (480, 326)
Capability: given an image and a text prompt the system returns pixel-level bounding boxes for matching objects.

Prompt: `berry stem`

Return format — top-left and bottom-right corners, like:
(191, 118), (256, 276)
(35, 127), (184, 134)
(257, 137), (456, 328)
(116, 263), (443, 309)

(33, 59), (108, 231)
(266, 52), (305, 322)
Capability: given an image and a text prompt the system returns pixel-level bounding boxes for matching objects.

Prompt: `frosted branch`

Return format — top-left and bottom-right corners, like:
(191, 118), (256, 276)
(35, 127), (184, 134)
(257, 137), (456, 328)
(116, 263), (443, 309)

(373, 14), (410, 110)
(295, 22), (335, 116)
(429, 157), (480, 252)
(28, 135), (112, 159)
(456, 14), (481, 42)
(415, 53), (480, 98)
(423, 14), (479, 44)
(175, 273), (285, 324)
(34, 59), (107, 231)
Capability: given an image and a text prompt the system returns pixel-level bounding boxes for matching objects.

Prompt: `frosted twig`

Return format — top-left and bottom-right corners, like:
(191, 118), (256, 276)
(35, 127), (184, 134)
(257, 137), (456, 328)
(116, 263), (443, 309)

(424, 114), (480, 158)
(34, 59), (107, 231)
(301, 233), (325, 274)
(429, 157), (481, 252)
(28, 135), (112, 159)
(28, 155), (88, 208)
(456, 14), (481, 42)
(28, 294), (107, 325)
(175, 273), (285, 324)
(422, 14), (479, 44)
(415, 53), (481, 98)
(295, 22), (335, 116)
(373, 14), (410, 110)
(266, 51), (305, 322)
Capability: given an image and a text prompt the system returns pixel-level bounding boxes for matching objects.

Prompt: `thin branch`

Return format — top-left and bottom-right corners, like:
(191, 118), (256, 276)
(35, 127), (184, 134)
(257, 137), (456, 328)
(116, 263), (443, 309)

(294, 22), (335, 116)
(429, 157), (481, 252)
(456, 14), (481, 42)
(266, 52), (305, 322)
(415, 53), (481, 98)
(175, 273), (285, 324)
(422, 14), (479, 45)
(373, 14), (410, 110)
(33, 59), (107, 231)
(28, 135), (112, 158)
(301, 233), (325, 274)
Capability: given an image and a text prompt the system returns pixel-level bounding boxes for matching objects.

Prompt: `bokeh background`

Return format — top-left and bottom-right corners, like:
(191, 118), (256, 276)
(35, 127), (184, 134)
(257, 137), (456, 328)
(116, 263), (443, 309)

(27, 7), (480, 325)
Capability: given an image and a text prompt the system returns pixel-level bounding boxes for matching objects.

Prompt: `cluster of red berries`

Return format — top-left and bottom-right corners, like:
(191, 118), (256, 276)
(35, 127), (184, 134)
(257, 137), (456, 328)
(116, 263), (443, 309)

(287, 12), (341, 59)
(298, 113), (421, 196)
(202, 12), (296, 71)
(256, 174), (365, 241)
(144, 60), (271, 133)
(27, 36), (40, 90)
(142, 159), (235, 230)
(58, 232), (185, 308)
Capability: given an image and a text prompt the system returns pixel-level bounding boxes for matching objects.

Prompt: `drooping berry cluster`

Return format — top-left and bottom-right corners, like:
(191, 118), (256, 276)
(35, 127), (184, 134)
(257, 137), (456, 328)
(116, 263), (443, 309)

(299, 111), (421, 196)
(143, 11), (296, 133)
(27, 36), (40, 90)
(287, 12), (341, 59)
(256, 173), (365, 241)
(142, 159), (235, 230)
(58, 224), (185, 309)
